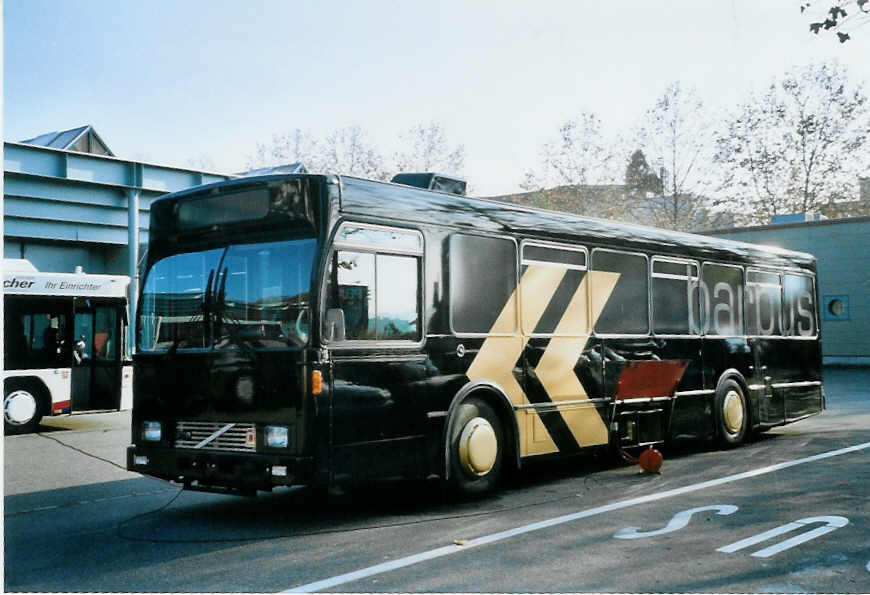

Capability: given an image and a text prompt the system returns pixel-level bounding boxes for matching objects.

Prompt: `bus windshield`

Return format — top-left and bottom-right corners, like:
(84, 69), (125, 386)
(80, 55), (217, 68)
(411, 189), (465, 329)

(138, 238), (316, 351)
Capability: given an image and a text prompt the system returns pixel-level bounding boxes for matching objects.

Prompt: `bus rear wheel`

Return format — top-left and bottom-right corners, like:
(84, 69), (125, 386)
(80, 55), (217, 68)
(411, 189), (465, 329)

(448, 397), (504, 497)
(715, 379), (747, 447)
(4, 384), (44, 435)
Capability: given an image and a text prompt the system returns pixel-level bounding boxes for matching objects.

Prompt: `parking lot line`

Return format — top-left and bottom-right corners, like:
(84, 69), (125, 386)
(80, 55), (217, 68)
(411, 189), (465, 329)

(283, 441), (870, 593)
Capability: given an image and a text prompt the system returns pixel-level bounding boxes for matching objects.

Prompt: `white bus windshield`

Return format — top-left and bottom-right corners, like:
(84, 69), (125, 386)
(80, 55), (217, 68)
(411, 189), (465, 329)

(138, 238), (316, 351)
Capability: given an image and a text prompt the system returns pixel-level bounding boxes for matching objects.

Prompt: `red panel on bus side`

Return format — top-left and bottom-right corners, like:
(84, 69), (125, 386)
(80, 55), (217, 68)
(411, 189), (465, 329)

(613, 360), (689, 400)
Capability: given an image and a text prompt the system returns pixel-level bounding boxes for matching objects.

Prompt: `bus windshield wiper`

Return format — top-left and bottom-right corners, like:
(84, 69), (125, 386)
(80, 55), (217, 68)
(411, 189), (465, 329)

(202, 268), (216, 345)
(213, 266), (231, 343)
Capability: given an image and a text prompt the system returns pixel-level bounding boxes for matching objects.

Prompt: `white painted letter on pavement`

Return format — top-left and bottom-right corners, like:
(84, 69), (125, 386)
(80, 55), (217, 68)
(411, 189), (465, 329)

(717, 516), (848, 558)
(613, 505), (739, 539)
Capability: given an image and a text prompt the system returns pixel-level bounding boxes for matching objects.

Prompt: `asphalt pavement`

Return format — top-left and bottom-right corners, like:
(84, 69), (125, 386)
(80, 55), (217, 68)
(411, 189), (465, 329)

(4, 366), (869, 593)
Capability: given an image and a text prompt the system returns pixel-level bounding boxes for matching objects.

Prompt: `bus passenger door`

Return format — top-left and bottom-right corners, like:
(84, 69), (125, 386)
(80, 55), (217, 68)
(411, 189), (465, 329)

(322, 225), (428, 484)
(72, 301), (122, 411)
(746, 271), (785, 426)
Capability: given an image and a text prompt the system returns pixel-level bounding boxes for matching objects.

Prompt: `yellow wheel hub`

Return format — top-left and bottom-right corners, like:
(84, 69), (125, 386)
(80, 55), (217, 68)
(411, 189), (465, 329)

(723, 390), (745, 434)
(458, 417), (498, 476)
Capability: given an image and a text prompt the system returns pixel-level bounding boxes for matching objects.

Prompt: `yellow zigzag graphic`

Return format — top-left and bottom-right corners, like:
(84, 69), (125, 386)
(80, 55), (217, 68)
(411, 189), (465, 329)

(466, 264), (620, 457)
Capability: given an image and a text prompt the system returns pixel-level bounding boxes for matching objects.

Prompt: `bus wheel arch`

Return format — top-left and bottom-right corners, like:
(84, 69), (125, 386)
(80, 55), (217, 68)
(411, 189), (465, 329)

(4, 377), (48, 434)
(714, 371), (750, 447)
(443, 383), (518, 496)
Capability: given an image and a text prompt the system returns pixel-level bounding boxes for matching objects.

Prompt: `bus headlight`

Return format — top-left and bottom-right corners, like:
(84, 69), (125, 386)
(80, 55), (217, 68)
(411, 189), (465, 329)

(142, 421), (162, 442)
(265, 425), (289, 448)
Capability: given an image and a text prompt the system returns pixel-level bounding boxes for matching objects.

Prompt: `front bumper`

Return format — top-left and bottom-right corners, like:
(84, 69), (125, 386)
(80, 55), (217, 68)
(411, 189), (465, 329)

(127, 445), (314, 493)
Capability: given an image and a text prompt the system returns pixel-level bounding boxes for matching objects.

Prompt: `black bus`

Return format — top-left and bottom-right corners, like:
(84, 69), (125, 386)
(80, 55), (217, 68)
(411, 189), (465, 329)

(127, 174), (823, 496)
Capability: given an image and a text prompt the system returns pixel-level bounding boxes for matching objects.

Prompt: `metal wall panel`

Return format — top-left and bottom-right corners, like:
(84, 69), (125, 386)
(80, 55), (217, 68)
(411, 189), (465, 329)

(3, 142), (232, 278)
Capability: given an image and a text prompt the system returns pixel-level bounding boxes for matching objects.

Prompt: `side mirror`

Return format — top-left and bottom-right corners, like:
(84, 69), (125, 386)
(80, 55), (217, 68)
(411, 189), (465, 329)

(324, 308), (346, 342)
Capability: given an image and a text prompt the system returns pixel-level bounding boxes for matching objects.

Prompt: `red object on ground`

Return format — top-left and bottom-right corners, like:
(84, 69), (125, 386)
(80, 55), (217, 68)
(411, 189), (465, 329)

(638, 447), (663, 474)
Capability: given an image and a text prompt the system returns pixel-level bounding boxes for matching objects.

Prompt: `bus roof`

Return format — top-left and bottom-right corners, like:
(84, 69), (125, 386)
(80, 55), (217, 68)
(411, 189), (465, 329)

(151, 173), (817, 270)
(3, 260), (130, 298)
(336, 176), (817, 270)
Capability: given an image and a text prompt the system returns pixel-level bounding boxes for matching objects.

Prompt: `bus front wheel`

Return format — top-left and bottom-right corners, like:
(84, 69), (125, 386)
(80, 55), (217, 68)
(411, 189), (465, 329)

(715, 379), (747, 447)
(448, 397), (504, 497)
(4, 383), (44, 435)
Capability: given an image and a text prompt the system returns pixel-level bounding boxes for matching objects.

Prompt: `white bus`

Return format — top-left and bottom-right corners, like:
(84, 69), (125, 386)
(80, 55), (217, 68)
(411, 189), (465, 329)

(3, 259), (132, 434)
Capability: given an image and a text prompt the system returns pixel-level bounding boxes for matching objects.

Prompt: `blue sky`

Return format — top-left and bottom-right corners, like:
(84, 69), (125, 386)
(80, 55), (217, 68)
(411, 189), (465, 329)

(4, 0), (869, 195)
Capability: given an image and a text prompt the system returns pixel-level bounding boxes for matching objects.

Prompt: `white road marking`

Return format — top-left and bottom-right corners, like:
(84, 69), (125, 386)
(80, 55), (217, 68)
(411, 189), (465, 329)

(283, 440), (870, 593)
(717, 516), (848, 558)
(614, 504), (738, 539)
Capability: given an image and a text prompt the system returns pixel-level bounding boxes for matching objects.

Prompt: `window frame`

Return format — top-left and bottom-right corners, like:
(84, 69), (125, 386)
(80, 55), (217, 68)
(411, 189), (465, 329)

(699, 261), (745, 338)
(448, 232), (519, 338)
(745, 267), (784, 338)
(650, 255), (702, 337)
(322, 221), (425, 348)
(520, 240), (589, 337)
(590, 247), (651, 338)
(783, 272), (820, 339)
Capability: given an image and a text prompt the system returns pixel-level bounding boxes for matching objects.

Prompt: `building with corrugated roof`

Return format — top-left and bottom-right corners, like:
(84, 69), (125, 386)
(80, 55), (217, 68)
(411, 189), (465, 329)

(21, 124), (114, 156)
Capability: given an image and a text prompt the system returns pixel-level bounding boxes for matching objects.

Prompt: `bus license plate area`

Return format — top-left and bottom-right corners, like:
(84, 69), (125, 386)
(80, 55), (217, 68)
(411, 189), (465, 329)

(175, 453), (294, 484)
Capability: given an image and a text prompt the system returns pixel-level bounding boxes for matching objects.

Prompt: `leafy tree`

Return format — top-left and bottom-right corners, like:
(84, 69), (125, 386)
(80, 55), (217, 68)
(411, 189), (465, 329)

(247, 122), (467, 183)
(624, 149), (662, 198)
(393, 121), (465, 176)
(247, 128), (321, 171)
(321, 126), (389, 181)
(801, 1), (870, 42)
(246, 126), (388, 180)
(714, 61), (870, 223)
(633, 82), (714, 231)
(520, 113), (632, 219)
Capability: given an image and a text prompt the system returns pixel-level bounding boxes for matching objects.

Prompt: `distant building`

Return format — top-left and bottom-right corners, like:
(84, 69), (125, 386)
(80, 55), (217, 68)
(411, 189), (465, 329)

(489, 184), (636, 222)
(4, 125), (233, 352)
(489, 185), (732, 231)
(4, 125), (232, 274)
(21, 124), (114, 157)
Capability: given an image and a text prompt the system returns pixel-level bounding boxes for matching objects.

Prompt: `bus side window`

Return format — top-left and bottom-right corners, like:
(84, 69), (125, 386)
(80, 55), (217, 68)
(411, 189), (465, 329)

(450, 234), (517, 335)
(591, 249), (649, 335)
(746, 270), (782, 337)
(3, 299), (69, 370)
(651, 259), (699, 335)
(520, 243), (588, 336)
(701, 263), (744, 336)
(783, 274), (817, 337)
(324, 250), (421, 342)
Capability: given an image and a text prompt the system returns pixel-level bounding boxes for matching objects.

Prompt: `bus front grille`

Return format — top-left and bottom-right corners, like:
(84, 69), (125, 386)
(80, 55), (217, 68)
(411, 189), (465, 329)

(175, 421), (256, 452)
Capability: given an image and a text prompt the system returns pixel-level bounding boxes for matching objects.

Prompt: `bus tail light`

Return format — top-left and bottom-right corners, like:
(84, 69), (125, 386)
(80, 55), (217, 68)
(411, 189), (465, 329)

(311, 370), (323, 395)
